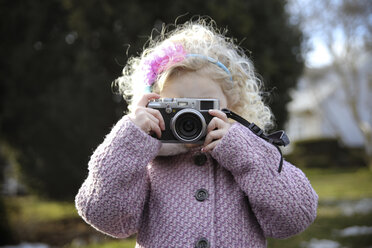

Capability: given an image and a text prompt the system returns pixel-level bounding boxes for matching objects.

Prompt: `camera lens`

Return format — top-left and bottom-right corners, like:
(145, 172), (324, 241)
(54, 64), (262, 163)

(183, 120), (194, 132)
(171, 109), (207, 143)
(176, 113), (201, 139)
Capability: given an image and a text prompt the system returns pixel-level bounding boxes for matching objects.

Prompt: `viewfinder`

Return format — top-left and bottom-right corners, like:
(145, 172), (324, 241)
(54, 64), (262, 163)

(200, 100), (214, 110)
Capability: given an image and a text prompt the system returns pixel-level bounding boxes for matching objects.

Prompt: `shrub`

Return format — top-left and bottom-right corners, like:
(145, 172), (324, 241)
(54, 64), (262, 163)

(286, 138), (367, 168)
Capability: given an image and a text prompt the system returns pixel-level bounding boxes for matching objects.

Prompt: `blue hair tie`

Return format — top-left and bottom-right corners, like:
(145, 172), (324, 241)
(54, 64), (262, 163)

(186, 54), (233, 81)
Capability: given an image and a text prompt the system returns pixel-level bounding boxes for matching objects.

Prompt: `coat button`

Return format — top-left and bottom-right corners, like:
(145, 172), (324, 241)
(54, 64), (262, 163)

(195, 238), (210, 248)
(195, 188), (209, 201)
(193, 152), (207, 166)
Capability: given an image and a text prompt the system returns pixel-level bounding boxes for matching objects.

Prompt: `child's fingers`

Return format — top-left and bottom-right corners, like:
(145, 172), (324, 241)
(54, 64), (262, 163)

(203, 129), (225, 147)
(207, 117), (226, 133)
(146, 111), (160, 125)
(134, 107), (159, 125)
(137, 93), (161, 107)
(149, 121), (162, 138)
(130, 107), (163, 137)
(202, 140), (219, 153)
(146, 108), (165, 130)
(141, 112), (162, 138)
(208, 109), (229, 122)
(202, 110), (232, 151)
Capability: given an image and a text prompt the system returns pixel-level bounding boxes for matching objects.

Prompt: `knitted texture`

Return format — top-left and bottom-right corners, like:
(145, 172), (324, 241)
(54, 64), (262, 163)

(75, 116), (318, 248)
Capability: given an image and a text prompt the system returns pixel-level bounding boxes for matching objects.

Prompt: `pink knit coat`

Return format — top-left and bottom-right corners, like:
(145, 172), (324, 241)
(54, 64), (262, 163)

(75, 116), (318, 248)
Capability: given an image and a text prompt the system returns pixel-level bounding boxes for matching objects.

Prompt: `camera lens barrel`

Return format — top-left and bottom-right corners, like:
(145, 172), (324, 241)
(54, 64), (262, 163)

(171, 109), (207, 143)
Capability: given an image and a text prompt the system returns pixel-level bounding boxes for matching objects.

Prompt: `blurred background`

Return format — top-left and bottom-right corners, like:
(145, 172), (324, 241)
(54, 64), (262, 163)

(0, 0), (371, 247)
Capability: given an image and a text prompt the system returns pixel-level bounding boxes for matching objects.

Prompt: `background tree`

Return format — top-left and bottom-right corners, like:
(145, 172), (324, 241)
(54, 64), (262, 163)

(289, 0), (372, 168)
(0, 0), (304, 199)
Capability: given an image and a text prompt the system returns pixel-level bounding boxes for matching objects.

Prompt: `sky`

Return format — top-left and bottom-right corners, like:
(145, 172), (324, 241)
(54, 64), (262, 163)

(306, 37), (333, 67)
(306, 27), (348, 68)
(286, 0), (342, 68)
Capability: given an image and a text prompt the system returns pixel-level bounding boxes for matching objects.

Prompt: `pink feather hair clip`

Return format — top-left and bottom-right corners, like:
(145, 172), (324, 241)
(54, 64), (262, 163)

(142, 42), (187, 87)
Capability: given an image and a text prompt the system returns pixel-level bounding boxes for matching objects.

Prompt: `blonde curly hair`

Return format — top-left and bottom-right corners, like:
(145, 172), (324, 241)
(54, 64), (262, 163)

(114, 19), (274, 131)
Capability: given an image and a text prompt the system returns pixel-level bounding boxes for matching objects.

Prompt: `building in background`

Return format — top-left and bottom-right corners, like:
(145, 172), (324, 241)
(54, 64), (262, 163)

(285, 53), (371, 153)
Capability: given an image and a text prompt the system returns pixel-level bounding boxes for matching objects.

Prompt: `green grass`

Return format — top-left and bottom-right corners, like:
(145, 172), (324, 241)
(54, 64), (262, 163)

(268, 212), (372, 248)
(70, 240), (136, 248)
(268, 167), (372, 248)
(303, 167), (372, 200)
(5, 196), (78, 223)
(4, 167), (372, 248)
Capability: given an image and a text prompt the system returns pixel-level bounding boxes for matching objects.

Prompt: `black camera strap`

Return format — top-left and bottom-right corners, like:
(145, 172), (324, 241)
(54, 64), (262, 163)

(221, 109), (290, 173)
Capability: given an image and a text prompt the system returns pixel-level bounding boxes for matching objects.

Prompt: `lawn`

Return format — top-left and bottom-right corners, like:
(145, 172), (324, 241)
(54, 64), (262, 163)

(3, 167), (372, 248)
(270, 167), (372, 248)
(304, 167), (372, 200)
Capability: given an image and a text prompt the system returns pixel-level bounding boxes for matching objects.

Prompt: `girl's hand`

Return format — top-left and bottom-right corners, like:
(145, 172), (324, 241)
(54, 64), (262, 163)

(128, 93), (165, 138)
(202, 109), (232, 152)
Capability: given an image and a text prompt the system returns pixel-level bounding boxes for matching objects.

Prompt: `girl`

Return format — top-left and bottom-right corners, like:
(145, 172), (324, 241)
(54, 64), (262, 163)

(75, 20), (318, 248)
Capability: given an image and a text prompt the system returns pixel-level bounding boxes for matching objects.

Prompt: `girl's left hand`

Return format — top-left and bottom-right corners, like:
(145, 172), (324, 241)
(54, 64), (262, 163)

(202, 109), (232, 152)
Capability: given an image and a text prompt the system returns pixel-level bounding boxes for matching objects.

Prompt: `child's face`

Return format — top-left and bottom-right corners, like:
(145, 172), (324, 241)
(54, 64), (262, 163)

(160, 71), (228, 109)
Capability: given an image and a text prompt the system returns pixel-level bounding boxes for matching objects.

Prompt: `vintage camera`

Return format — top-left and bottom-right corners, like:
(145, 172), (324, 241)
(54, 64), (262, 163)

(147, 98), (220, 143)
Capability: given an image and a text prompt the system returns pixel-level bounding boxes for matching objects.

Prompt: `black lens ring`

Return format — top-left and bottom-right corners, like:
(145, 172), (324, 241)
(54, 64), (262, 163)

(171, 109), (207, 143)
(176, 114), (201, 139)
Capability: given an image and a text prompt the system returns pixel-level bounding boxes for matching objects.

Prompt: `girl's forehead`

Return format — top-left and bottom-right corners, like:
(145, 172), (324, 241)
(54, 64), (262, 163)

(160, 71), (228, 108)
(163, 72), (216, 93)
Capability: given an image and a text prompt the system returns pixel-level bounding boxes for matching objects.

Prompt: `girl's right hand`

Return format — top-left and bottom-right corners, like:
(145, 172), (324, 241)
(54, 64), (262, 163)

(128, 93), (165, 138)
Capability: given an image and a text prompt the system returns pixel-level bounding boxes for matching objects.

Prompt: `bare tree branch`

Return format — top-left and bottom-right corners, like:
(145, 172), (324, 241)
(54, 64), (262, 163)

(289, 0), (372, 167)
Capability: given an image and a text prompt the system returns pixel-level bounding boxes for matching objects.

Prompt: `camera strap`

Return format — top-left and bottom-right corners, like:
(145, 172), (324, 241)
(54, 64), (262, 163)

(221, 109), (290, 173)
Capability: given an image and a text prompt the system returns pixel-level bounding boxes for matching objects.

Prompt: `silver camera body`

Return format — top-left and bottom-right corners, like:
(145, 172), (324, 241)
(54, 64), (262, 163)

(147, 98), (220, 143)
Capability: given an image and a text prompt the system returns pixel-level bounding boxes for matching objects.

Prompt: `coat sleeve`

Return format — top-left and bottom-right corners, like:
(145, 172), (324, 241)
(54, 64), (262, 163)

(75, 116), (162, 238)
(210, 123), (318, 239)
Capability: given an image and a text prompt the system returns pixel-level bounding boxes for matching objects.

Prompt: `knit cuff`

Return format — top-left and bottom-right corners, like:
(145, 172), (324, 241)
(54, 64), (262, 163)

(88, 115), (162, 175)
(210, 123), (282, 174)
(121, 116), (162, 157)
